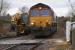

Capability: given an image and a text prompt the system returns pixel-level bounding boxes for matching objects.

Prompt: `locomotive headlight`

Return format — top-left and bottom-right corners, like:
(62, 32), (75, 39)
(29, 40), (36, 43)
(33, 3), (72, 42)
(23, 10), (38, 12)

(46, 20), (50, 24)
(31, 22), (34, 25)
(39, 7), (42, 9)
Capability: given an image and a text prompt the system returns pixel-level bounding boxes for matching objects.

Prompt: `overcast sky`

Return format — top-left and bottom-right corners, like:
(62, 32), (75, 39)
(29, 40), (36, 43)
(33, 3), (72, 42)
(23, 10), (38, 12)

(5, 0), (75, 16)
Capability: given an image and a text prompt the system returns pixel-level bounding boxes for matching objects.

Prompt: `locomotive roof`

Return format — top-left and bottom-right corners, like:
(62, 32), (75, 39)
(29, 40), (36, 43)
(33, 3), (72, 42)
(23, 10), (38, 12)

(30, 3), (51, 10)
(29, 3), (54, 16)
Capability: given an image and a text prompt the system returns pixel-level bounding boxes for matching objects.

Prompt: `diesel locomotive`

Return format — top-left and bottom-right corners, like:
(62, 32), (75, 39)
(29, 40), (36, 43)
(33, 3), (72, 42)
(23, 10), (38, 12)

(28, 3), (57, 37)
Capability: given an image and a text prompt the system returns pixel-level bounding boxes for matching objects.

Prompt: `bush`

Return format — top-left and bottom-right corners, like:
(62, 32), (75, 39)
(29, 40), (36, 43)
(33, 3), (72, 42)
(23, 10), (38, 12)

(0, 19), (10, 24)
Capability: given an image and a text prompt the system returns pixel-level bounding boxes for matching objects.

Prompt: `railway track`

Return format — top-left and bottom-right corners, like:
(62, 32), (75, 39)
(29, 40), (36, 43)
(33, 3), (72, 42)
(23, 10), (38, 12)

(5, 43), (43, 50)
(0, 39), (69, 50)
(0, 28), (66, 50)
(1, 39), (47, 50)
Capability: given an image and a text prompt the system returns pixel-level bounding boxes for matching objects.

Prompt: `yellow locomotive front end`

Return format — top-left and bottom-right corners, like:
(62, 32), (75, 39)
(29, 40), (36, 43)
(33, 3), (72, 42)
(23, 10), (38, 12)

(29, 16), (53, 27)
(28, 3), (57, 37)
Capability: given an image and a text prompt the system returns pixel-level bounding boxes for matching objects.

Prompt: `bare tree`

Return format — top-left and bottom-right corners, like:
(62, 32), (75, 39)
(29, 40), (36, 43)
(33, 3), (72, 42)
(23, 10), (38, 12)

(0, 0), (9, 16)
(67, 0), (75, 21)
(20, 6), (28, 13)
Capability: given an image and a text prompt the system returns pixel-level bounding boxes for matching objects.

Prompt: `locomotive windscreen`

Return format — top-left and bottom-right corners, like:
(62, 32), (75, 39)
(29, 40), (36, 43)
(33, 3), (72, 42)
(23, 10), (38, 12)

(31, 9), (51, 16)
(31, 9), (39, 16)
(40, 9), (50, 16)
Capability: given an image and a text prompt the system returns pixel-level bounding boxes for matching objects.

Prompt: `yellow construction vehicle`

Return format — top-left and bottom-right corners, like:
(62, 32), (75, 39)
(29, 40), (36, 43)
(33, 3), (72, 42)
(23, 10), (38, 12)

(11, 13), (25, 36)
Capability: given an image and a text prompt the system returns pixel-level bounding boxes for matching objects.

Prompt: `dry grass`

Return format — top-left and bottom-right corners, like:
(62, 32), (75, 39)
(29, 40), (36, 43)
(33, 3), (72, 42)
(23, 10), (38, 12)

(0, 26), (10, 37)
